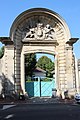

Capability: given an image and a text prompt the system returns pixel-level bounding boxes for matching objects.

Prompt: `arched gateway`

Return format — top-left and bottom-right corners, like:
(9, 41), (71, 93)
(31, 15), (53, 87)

(0, 8), (78, 97)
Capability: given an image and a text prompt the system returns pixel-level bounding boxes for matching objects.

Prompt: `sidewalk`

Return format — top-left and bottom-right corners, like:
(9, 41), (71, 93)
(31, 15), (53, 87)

(29, 97), (59, 104)
(0, 97), (75, 104)
(29, 97), (75, 104)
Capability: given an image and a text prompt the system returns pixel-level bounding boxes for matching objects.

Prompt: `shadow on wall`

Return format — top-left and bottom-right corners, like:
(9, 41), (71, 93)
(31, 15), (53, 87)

(0, 73), (14, 98)
(0, 73), (29, 100)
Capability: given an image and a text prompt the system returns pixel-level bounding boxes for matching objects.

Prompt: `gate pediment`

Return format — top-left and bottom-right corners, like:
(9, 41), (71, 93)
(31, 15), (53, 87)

(10, 8), (71, 43)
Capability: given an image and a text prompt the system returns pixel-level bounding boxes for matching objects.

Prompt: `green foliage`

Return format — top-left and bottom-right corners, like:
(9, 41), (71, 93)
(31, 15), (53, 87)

(0, 46), (4, 59)
(40, 77), (52, 81)
(37, 56), (55, 77)
(26, 76), (32, 82)
(25, 53), (37, 79)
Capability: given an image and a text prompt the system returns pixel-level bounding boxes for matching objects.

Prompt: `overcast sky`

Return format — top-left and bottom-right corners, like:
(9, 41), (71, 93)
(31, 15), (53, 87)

(0, 0), (80, 59)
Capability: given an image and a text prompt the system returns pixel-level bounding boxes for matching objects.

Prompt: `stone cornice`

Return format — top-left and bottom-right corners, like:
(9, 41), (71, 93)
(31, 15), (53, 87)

(22, 39), (59, 46)
(0, 37), (13, 45)
(66, 38), (79, 45)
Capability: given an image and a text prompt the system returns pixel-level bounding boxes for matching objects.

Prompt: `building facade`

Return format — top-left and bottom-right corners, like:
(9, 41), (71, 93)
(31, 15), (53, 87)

(0, 8), (79, 97)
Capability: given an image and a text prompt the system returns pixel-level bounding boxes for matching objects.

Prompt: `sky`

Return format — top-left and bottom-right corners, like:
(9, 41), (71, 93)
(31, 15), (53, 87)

(0, 0), (80, 59)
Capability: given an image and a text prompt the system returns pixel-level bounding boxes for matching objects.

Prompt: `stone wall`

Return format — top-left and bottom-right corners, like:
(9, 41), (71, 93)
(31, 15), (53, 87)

(0, 45), (14, 95)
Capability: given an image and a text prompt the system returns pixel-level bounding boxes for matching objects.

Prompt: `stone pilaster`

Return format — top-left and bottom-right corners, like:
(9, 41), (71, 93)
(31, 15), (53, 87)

(66, 45), (75, 94)
(14, 27), (22, 93)
(76, 59), (80, 93)
(21, 53), (25, 93)
(54, 53), (60, 96)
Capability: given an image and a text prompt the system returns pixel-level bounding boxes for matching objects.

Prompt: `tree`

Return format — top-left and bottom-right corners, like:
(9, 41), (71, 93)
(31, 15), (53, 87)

(0, 46), (4, 59)
(25, 53), (37, 80)
(37, 56), (55, 77)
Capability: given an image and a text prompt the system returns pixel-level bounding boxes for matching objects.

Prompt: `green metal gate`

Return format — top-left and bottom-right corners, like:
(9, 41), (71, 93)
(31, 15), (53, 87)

(25, 77), (55, 97)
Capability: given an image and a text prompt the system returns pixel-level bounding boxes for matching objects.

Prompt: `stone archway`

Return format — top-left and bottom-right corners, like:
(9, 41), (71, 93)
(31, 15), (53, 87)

(0, 8), (78, 97)
(10, 8), (79, 96)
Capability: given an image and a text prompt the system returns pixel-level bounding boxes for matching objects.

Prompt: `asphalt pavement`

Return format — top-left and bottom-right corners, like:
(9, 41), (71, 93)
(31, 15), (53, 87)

(0, 102), (80, 120)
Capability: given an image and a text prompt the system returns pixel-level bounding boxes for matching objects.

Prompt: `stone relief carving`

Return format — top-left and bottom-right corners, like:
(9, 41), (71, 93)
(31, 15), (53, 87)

(44, 24), (55, 39)
(22, 23), (56, 41)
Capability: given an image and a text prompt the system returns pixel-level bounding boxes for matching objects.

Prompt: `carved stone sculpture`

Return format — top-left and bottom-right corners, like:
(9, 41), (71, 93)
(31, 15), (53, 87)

(22, 23), (55, 41)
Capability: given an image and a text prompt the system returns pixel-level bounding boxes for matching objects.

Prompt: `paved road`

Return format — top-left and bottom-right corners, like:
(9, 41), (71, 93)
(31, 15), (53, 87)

(0, 103), (80, 120)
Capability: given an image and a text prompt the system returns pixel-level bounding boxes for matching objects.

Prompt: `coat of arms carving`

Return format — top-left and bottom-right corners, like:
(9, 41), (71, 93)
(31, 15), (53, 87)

(22, 23), (56, 42)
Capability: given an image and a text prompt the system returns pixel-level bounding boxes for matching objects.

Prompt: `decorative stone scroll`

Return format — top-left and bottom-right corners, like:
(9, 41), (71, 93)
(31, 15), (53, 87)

(22, 23), (56, 42)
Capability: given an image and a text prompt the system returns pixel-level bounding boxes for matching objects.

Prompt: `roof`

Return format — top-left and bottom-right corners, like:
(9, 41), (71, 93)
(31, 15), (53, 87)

(51, 70), (55, 74)
(34, 67), (46, 73)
